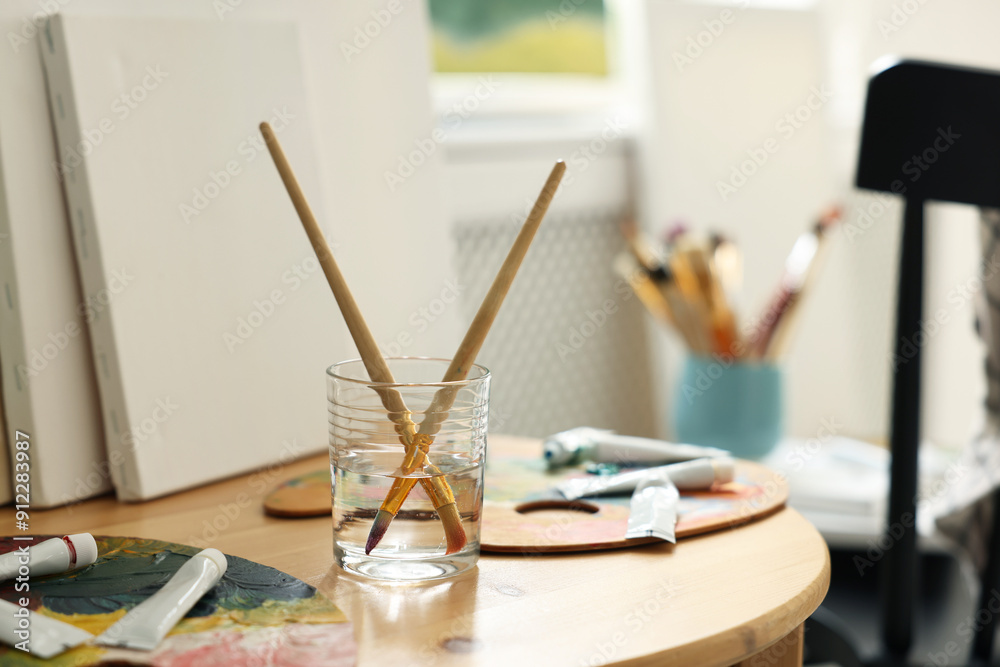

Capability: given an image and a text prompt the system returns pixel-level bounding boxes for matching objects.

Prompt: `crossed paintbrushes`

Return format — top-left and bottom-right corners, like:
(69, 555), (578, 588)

(261, 122), (565, 554)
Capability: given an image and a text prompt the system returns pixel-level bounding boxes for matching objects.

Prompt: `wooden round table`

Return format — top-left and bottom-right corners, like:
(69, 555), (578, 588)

(31, 434), (830, 667)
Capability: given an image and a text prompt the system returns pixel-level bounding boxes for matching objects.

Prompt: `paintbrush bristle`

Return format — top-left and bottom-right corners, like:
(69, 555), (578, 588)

(437, 503), (467, 555)
(366, 505), (467, 555)
(365, 510), (394, 555)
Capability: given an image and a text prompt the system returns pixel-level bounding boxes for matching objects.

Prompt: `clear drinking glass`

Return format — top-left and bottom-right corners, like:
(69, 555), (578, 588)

(327, 357), (490, 581)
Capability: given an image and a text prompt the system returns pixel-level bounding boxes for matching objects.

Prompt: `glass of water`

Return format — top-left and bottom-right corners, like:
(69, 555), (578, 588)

(327, 357), (489, 581)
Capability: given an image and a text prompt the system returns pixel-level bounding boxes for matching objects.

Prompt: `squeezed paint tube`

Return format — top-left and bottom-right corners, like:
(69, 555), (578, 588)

(95, 548), (228, 651)
(0, 534), (99, 581)
(557, 457), (734, 500)
(625, 470), (680, 543)
(543, 426), (730, 469)
(0, 598), (94, 659)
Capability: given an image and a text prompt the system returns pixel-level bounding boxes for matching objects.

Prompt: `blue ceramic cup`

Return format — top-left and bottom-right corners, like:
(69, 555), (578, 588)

(673, 355), (782, 460)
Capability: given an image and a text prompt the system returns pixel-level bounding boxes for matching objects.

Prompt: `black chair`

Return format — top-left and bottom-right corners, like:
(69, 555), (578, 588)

(807, 59), (1000, 667)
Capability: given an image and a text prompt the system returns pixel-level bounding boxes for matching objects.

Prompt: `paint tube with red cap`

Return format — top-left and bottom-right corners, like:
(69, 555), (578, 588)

(0, 534), (99, 582)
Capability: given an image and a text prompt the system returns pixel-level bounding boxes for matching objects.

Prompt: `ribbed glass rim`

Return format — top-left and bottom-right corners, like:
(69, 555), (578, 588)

(326, 356), (490, 388)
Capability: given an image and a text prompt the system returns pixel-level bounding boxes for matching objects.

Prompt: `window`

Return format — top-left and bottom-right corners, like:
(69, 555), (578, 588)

(428, 0), (607, 76)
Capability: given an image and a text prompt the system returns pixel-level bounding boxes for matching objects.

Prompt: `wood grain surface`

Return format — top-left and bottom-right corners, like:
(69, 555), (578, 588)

(23, 435), (830, 667)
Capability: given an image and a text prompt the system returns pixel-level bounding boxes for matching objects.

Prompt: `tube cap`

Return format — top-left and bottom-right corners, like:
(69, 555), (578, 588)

(194, 548), (229, 576)
(712, 458), (736, 484)
(66, 533), (99, 569)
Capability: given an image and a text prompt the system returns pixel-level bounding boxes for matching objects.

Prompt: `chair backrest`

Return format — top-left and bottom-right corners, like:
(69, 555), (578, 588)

(858, 58), (1000, 206)
(856, 58), (1000, 663)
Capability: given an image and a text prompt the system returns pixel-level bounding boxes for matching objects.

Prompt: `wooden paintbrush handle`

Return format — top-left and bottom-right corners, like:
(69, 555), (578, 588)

(259, 122), (410, 419)
(414, 161), (565, 444)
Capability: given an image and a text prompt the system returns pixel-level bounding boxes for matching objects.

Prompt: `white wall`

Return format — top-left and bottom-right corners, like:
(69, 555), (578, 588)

(63, 0), (461, 362)
(441, 117), (658, 438)
(623, 0), (997, 447)
(820, 0), (1000, 448)
(634, 1), (856, 440)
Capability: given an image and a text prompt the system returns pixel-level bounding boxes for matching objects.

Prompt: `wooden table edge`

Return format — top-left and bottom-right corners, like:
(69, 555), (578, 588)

(622, 507), (832, 667)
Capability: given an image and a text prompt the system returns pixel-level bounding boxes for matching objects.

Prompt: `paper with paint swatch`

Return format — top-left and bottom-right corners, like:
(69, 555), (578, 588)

(0, 535), (356, 666)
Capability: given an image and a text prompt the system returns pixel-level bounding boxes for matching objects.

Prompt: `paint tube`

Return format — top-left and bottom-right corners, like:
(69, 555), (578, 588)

(625, 470), (680, 543)
(0, 598), (94, 659)
(95, 548), (228, 651)
(557, 457), (734, 500)
(0, 534), (99, 582)
(543, 426), (730, 469)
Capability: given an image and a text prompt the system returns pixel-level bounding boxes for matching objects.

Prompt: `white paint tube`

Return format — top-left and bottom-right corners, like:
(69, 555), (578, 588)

(557, 457), (735, 500)
(544, 427), (730, 469)
(625, 471), (680, 543)
(0, 598), (94, 659)
(95, 548), (228, 651)
(0, 534), (99, 581)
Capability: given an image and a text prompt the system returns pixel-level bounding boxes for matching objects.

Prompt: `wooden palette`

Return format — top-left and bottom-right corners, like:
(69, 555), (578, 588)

(265, 468), (331, 517)
(265, 436), (788, 553)
(0, 535), (356, 666)
(479, 449), (787, 553)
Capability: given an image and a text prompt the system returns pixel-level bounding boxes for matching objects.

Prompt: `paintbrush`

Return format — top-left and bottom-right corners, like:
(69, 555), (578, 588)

(710, 233), (743, 300)
(676, 242), (738, 356)
(750, 205), (842, 360)
(259, 122), (467, 554)
(613, 252), (676, 328)
(366, 161), (567, 553)
(615, 224), (710, 352)
(620, 217), (664, 274)
(666, 250), (714, 354)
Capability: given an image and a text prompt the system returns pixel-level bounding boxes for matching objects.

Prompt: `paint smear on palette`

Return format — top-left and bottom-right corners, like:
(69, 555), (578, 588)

(0, 536), (356, 666)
